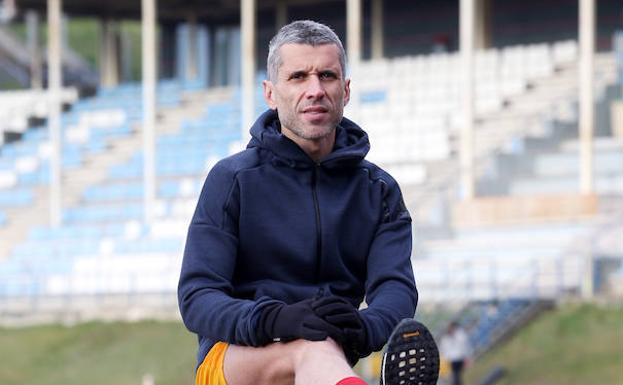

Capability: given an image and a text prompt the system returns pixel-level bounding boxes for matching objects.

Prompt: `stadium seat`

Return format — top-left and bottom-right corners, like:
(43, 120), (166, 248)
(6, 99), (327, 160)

(0, 188), (34, 207)
(0, 41), (615, 305)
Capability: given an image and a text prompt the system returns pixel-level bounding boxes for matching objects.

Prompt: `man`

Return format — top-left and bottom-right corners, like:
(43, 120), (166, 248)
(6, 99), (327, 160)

(178, 20), (439, 385)
(440, 322), (471, 385)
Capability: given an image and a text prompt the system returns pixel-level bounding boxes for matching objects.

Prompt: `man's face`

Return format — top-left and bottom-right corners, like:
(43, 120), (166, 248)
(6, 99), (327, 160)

(263, 43), (350, 142)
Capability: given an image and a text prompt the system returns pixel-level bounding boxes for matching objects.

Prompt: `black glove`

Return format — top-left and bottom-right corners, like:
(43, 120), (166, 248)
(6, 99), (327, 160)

(311, 295), (367, 365)
(256, 299), (344, 345)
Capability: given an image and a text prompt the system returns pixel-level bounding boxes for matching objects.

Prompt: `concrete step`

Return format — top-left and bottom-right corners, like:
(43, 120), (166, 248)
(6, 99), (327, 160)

(533, 150), (623, 177)
(510, 174), (623, 196)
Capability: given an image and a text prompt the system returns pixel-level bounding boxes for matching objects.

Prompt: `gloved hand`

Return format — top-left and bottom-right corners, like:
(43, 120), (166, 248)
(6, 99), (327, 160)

(256, 298), (344, 345)
(311, 295), (367, 365)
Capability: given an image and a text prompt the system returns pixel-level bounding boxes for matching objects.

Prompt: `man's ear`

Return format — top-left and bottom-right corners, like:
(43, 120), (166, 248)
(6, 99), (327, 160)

(263, 80), (278, 110)
(343, 78), (351, 106)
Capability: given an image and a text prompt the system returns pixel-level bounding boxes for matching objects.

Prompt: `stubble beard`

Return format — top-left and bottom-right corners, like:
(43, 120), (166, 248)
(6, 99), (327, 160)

(278, 106), (343, 141)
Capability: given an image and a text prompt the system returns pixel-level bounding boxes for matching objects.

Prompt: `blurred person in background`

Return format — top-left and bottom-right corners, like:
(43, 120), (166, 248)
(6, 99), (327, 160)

(178, 20), (438, 385)
(440, 321), (471, 385)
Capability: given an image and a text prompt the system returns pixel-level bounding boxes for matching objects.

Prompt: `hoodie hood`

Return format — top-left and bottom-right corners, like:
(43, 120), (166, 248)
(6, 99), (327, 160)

(247, 109), (370, 169)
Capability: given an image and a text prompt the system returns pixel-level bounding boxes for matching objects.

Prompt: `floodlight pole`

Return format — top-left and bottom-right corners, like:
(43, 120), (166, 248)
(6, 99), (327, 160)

(579, 0), (595, 194)
(275, 0), (287, 31)
(26, 10), (43, 89)
(142, 0), (157, 224)
(47, 0), (63, 227)
(371, 0), (383, 60)
(241, 0), (256, 144)
(459, 0), (476, 200)
(187, 13), (198, 81)
(347, 0), (362, 120)
(579, 0), (596, 301)
(100, 19), (120, 87)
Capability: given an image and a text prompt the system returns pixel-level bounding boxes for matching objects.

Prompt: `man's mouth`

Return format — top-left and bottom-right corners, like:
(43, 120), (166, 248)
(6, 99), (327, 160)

(302, 106), (328, 115)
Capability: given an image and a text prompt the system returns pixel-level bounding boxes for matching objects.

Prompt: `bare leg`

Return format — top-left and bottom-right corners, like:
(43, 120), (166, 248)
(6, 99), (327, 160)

(223, 338), (362, 385)
(292, 339), (359, 385)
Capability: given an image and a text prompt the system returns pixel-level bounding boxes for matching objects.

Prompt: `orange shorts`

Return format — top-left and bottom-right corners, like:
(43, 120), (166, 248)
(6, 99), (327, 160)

(195, 342), (229, 385)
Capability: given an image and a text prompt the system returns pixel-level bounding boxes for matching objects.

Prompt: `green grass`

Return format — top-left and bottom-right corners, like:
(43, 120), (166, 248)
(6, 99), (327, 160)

(465, 302), (623, 385)
(0, 321), (196, 385)
(7, 18), (98, 69)
(7, 17), (143, 81)
(66, 18), (100, 69)
(1, 303), (622, 385)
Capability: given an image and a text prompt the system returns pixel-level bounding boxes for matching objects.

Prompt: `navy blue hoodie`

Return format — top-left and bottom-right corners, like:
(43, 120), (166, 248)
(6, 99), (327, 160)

(178, 109), (417, 366)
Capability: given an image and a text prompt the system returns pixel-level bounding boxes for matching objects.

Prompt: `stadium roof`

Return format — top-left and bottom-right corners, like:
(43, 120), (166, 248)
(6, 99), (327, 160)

(14, 0), (335, 22)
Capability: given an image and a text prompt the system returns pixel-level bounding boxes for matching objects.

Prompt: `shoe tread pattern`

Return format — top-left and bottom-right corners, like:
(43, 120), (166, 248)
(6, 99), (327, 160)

(380, 319), (439, 385)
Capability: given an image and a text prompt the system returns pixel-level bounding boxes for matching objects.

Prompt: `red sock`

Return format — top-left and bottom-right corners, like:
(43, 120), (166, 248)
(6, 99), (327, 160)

(335, 377), (367, 385)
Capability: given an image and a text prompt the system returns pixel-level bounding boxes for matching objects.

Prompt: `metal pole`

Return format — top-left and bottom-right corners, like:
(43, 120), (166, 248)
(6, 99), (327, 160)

(459, 0), (476, 200)
(275, 0), (287, 31)
(47, 0), (63, 227)
(142, 0), (157, 224)
(579, 0), (595, 194)
(99, 19), (108, 86)
(120, 26), (133, 82)
(241, 0), (256, 143)
(109, 21), (120, 86)
(371, 0), (383, 60)
(26, 10), (42, 89)
(100, 19), (119, 87)
(474, 0), (491, 49)
(187, 13), (198, 81)
(581, 242), (594, 300)
(347, 0), (362, 120)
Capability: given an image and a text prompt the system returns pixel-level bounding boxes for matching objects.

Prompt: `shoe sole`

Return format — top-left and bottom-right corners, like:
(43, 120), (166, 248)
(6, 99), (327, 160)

(380, 319), (439, 385)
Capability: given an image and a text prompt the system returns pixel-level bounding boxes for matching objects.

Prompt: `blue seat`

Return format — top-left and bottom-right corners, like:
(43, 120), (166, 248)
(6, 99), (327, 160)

(108, 154), (143, 179)
(83, 182), (143, 202)
(91, 124), (132, 140)
(0, 276), (40, 297)
(22, 126), (49, 142)
(360, 90), (387, 104)
(2, 141), (40, 158)
(468, 298), (533, 352)
(12, 239), (100, 259)
(113, 237), (184, 254)
(158, 180), (180, 198)
(29, 223), (126, 240)
(18, 168), (50, 185)
(0, 189), (34, 207)
(63, 202), (143, 223)
(0, 159), (13, 171)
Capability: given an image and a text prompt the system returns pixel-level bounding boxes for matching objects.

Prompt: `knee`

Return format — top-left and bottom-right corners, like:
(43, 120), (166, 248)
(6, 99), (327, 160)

(260, 352), (295, 385)
(259, 341), (336, 383)
(290, 338), (346, 367)
(252, 339), (347, 384)
(256, 339), (350, 385)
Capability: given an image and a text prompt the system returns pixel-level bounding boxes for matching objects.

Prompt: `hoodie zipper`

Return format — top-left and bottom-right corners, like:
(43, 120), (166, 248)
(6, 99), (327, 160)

(311, 165), (322, 283)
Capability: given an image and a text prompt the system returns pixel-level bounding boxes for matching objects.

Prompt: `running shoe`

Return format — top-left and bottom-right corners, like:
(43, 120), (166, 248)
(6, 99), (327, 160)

(380, 319), (439, 385)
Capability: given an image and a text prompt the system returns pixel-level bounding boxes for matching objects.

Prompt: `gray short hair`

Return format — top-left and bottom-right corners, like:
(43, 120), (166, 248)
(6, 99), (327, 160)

(267, 20), (347, 82)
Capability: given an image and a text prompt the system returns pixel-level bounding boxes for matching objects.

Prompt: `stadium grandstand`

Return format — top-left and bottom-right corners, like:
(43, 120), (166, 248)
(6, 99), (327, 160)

(0, 0), (623, 382)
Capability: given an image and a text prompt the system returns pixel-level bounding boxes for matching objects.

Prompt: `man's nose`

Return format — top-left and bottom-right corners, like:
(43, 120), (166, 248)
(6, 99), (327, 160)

(305, 75), (325, 99)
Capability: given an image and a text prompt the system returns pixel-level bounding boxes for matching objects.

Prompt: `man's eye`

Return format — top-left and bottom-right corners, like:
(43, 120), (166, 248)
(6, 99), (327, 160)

(319, 71), (337, 80)
(289, 72), (306, 80)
